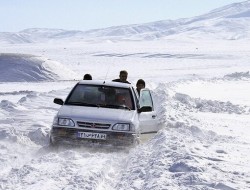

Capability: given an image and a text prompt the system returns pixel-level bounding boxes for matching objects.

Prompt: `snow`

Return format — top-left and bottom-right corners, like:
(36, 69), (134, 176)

(0, 53), (78, 82)
(2, 1), (250, 43)
(1, 1), (250, 190)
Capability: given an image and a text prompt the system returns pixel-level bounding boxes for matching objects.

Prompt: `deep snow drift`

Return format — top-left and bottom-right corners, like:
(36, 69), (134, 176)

(0, 53), (77, 82)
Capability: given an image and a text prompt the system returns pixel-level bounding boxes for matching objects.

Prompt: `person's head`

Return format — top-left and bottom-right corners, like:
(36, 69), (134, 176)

(83, 74), (92, 80)
(119, 70), (128, 82)
(136, 79), (145, 91)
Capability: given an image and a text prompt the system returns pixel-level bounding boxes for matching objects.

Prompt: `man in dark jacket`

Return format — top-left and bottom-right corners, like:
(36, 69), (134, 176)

(112, 70), (130, 84)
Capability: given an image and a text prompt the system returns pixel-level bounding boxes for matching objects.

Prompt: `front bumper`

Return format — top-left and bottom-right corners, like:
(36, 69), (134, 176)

(50, 126), (138, 147)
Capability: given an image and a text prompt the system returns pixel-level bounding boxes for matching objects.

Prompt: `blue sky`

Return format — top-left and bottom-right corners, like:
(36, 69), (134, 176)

(0, 0), (245, 32)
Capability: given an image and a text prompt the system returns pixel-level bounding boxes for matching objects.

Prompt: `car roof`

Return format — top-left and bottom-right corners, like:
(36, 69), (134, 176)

(78, 80), (132, 88)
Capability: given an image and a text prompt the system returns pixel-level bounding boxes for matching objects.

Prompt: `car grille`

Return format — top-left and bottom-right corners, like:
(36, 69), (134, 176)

(50, 127), (136, 146)
(77, 121), (111, 129)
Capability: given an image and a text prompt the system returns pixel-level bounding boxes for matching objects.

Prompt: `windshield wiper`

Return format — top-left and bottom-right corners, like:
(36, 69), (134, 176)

(67, 102), (131, 110)
(102, 104), (131, 110)
(66, 102), (100, 107)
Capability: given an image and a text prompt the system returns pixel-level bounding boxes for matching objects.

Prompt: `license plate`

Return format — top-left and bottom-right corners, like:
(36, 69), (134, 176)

(77, 132), (107, 140)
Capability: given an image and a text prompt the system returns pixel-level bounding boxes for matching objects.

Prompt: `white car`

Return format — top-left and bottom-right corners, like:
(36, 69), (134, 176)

(50, 80), (159, 147)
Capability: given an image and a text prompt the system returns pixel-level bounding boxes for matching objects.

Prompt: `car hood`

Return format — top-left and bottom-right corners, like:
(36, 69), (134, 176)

(57, 105), (137, 123)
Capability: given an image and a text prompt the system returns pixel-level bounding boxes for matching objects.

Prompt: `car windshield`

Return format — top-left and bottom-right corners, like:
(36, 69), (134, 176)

(65, 84), (134, 110)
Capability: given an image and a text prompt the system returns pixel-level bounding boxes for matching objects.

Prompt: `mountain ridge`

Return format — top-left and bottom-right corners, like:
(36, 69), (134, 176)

(1, 0), (250, 43)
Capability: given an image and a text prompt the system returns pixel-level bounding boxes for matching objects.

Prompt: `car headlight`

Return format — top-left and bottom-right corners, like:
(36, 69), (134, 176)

(58, 118), (75, 127)
(112, 123), (130, 131)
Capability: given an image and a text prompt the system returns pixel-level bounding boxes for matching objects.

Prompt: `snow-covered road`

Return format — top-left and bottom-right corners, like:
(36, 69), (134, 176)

(0, 75), (250, 189)
(1, 35), (250, 189)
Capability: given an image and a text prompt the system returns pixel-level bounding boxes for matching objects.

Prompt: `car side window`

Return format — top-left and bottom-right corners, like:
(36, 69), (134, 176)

(139, 89), (154, 110)
(115, 88), (134, 109)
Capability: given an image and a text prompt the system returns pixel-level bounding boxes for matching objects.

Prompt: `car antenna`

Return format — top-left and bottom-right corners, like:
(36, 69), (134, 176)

(103, 62), (112, 84)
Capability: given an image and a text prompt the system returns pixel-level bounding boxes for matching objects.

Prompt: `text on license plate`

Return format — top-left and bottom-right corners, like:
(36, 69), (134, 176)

(77, 132), (107, 140)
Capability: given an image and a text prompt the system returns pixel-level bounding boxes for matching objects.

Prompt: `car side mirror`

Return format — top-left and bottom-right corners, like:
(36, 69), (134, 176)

(138, 106), (152, 113)
(54, 98), (64, 105)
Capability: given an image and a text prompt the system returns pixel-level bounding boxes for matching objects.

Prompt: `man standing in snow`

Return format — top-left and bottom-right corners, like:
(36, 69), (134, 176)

(112, 70), (131, 84)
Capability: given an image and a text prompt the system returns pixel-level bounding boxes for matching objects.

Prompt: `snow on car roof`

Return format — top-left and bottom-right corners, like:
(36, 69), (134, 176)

(78, 80), (132, 88)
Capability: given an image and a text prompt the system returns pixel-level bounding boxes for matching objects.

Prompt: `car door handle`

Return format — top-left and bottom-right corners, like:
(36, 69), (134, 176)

(152, 115), (156, 119)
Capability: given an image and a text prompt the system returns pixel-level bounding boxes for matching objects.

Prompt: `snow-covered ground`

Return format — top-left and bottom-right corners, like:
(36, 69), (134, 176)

(1, 1), (250, 189)
(1, 38), (250, 190)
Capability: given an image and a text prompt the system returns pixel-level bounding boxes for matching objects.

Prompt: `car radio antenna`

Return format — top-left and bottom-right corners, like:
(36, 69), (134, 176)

(103, 62), (113, 84)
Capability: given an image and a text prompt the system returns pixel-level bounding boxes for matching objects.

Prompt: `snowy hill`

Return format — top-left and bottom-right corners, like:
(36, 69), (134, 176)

(83, 0), (250, 40)
(0, 53), (78, 82)
(1, 1), (250, 43)
(0, 32), (32, 44)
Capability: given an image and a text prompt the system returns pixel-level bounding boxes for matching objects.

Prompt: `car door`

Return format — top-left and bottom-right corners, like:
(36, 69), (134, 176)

(138, 89), (159, 134)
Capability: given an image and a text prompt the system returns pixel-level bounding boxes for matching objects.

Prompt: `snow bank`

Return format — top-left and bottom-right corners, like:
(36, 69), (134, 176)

(174, 93), (247, 114)
(0, 100), (27, 112)
(224, 71), (250, 79)
(28, 128), (49, 146)
(115, 123), (236, 190)
(0, 53), (78, 82)
(0, 124), (49, 146)
(0, 128), (33, 145)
